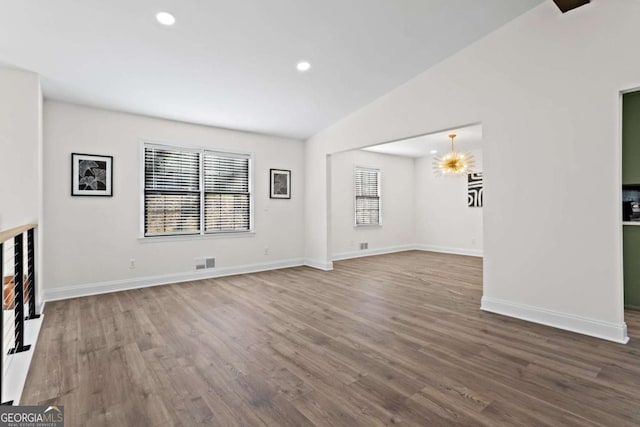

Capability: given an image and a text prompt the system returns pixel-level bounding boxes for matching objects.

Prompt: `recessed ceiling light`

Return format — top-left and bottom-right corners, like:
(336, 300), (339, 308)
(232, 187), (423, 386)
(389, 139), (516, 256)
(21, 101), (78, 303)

(430, 149), (438, 154)
(296, 61), (311, 72)
(156, 11), (176, 26)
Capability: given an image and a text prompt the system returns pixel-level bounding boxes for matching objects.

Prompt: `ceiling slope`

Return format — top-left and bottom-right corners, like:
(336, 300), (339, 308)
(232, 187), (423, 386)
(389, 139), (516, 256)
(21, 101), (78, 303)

(0, 0), (542, 139)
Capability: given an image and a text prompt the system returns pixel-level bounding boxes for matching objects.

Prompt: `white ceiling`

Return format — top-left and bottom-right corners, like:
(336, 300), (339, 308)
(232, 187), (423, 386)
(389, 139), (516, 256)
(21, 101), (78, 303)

(362, 124), (482, 158)
(0, 0), (542, 139)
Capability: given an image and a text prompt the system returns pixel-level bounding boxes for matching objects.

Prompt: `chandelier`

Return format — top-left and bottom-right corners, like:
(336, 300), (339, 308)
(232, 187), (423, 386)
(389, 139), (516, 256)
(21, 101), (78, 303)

(433, 134), (475, 176)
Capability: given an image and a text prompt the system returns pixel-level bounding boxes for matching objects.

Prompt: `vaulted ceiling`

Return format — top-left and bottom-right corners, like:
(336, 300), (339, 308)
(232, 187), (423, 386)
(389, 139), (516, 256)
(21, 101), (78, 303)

(362, 124), (483, 158)
(0, 0), (543, 139)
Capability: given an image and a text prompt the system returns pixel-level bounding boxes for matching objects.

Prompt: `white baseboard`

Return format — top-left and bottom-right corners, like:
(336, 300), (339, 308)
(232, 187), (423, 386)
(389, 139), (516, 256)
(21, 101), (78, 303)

(43, 258), (304, 302)
(332, 244), (483, 261)
(332, 244), (417, 261)
(481, 296), (629, 344)
(415, 244), (483, 257)
(303, 258), (334, 271)
(44, 247), (476, 301)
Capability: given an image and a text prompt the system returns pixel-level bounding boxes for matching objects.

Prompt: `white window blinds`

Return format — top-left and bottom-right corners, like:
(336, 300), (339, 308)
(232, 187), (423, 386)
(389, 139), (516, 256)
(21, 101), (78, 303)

(145, 146), (201, 235)
(204, 153), (250, 232)
(355, 167), (381, 226)
(144, 144), (252, 237)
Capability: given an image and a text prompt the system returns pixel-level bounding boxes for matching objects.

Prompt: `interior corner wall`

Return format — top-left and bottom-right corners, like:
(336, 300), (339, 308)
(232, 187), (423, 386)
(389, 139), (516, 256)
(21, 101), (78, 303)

(42, 101), (305, 297)
(305, 0), (640, 341)
(415, 149), (483, 256)
(330, 150), (415, 259)
(0, 67), (42, 230)
(303, 142), (331, 269)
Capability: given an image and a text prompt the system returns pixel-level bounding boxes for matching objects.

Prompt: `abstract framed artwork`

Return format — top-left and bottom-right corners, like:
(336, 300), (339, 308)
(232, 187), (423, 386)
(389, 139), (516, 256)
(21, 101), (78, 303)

(467, 172), (483, 207)
(270, 169), (291, 199)
(71, 153), (113, 196)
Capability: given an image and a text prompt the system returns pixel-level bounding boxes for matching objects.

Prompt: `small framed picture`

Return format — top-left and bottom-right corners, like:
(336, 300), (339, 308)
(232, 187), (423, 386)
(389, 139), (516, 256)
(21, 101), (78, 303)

(270, 169), (291, 199)
(71, 153), (113, 196)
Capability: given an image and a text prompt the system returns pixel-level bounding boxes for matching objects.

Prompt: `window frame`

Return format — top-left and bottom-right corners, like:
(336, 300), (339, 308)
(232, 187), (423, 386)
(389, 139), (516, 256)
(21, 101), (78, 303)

(139, 140), (254, 238)
(353, 166), (382, 227)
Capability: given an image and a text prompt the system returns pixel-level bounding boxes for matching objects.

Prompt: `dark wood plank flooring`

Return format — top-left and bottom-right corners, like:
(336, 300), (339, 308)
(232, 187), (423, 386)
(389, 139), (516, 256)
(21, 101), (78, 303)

(22, 251), (640, 426)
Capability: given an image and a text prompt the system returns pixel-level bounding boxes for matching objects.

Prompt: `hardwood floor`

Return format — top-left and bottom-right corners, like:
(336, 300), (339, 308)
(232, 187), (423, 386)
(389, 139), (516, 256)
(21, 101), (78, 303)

(22, 251), (640, 426)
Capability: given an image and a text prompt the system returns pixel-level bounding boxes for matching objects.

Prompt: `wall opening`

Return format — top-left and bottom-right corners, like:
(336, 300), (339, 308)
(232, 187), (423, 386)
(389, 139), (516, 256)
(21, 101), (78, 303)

(327, 123), (484, 264)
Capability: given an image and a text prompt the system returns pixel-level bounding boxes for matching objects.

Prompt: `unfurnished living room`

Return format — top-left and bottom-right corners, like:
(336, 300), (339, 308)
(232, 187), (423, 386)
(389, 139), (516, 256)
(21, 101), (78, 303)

(1, 0), (640, 426)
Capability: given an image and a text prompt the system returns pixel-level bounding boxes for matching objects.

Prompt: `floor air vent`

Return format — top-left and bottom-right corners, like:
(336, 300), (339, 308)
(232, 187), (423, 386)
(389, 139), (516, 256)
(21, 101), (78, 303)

(196, 257), (216, 270)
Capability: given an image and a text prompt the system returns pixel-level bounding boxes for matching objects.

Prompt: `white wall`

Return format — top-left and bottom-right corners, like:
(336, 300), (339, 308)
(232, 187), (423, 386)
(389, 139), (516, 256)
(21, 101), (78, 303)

(330, 150), (415, 259)
(0, 66), (44, 404)
(305, 0), (639, 342)
(43, 101), (305, 297)
(415, 149), (483, 256)
(0, 67), (42, 230)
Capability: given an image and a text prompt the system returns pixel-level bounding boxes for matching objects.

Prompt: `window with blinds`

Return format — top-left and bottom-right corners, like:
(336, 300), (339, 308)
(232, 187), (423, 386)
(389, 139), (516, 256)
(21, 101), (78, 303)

(144, 143), (252, 236)
(354, 167), (381, 226)
(204, 152), (250, 232)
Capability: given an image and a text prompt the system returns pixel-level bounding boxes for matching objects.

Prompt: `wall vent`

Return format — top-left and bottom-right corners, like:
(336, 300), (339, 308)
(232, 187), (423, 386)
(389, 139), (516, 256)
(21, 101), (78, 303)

(196, 257), (216, 270)
(360, 242), (368, 250)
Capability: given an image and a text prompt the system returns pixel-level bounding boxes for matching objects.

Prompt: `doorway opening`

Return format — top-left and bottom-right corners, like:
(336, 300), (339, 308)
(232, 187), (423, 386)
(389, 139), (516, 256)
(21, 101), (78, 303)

(622, 90), (640, 334)
(327, 123), (484, 263)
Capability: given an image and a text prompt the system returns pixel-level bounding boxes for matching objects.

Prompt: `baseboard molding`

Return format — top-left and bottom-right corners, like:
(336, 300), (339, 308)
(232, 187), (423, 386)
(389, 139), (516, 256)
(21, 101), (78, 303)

(415, 244), (483, 257)
(333, 244), (482, 261)
(332, 244), (417, 261)
(481, 296), (629, 344)
(44, 258), (304, 302)
(303, 258), (334, 271)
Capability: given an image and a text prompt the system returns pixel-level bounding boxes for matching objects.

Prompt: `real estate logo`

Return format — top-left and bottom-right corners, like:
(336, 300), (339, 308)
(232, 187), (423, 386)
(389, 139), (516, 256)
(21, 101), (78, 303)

(0, 405), (64, 427)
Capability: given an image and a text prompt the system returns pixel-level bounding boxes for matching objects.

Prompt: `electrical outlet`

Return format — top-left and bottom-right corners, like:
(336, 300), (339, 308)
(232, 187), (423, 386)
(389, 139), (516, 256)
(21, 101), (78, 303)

(264, 247), (270, 255)
(471, 238), (477, 246)
(129, 259), (136, 269)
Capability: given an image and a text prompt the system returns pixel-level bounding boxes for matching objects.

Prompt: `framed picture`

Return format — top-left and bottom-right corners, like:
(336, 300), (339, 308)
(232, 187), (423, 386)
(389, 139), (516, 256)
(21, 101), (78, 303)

(71, 153), (113, 196)
(270, 169), (291, 199)
(467, 172), (483, 207)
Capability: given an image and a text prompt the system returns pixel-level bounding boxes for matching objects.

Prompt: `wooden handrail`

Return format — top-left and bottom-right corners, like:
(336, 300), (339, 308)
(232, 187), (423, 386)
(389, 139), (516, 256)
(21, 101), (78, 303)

(0, 224), (37, 244)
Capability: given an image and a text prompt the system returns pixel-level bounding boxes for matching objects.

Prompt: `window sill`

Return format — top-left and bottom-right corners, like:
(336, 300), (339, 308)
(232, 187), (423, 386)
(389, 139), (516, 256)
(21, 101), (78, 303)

(354, 224), (382, 229)
(138, 231), (256, 243)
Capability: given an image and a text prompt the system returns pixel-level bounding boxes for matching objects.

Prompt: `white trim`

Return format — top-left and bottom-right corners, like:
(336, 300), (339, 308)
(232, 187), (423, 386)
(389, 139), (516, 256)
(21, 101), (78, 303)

(618, 90), (628, 328)
(481, 296), (629, 344)
(332, 244), (417, 261)
(303, 259), (334, 271)
(248, 152), (255, 232)
(43, 258), (304, 302)
(415, 244), (483, 257)
(138, 231), (256, 243)
(139, 139), (145, 237)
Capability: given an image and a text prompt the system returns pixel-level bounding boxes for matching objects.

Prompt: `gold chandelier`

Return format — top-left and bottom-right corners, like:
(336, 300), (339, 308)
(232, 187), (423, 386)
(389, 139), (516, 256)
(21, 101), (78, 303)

(433, 134), (475, 176)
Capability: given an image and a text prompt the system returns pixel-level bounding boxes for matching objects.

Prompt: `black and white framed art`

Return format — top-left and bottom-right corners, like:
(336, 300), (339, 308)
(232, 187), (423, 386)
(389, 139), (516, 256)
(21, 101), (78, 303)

(71, 153), (113, 196)
(467, 172), (483, 207)
(270, 169), (291, 199)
